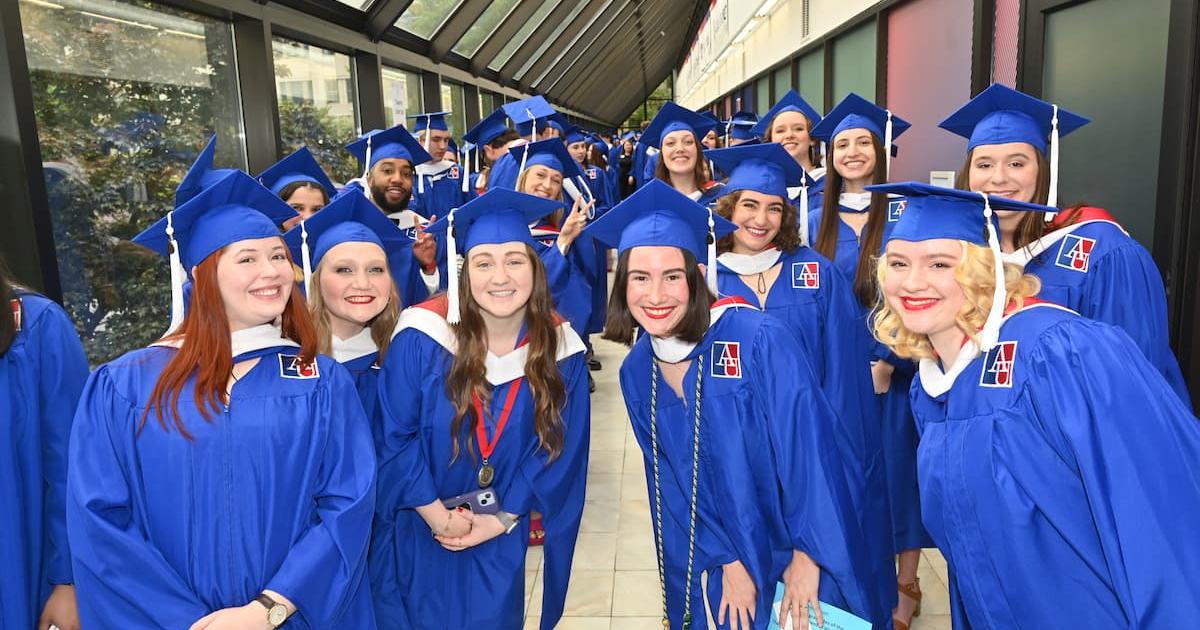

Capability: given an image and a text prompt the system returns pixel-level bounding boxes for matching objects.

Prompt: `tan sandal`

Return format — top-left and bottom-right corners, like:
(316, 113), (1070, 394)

(892, 577), (922, 630)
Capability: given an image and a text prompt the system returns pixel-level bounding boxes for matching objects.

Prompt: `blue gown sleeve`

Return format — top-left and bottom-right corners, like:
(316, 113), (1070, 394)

(1079, 239), (1191, 408)
(503, 353), (590, 630)
(375, 330), (441, 513)
(1028, 320), (1200, 626)
(752, 318), (878, 618)
(33, 303), (89, 585)
(265, 364), (377, 628)
(538, 244), (593, 335)
(68, 368), (210, 627)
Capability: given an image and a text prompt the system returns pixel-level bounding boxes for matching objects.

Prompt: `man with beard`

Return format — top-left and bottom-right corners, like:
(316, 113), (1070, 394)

(346, 124), (443, 306)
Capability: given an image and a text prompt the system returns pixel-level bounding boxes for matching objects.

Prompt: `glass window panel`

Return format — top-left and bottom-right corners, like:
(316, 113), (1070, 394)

(755, 77), (771, 116)
(382, 65), (423, 126)
(19, 0), (245, 364)
(453, 0), (520, 58)
(832, 20), (876, 103)
(395, 0), (465, 40)
(490, 0), (557, 71)
(797, 49), (824, 111)
(328, 0), (375, 10)
(1043, 0), (1170, 247)
(773, 65), (792, 102)
(513, 2), (589, 81)
(440, 80), (466, 138)
(273, 36), (359, 183)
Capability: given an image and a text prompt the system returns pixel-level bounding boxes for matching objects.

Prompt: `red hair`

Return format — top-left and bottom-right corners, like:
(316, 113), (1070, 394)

(141, 245), (317, 439)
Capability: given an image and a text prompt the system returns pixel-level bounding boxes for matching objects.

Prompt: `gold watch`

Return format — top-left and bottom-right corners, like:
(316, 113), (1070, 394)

(255, 593), (289, 628)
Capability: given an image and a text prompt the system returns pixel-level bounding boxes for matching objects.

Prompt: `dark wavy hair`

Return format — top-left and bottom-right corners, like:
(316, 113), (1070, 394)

(714, 190), (802, 255)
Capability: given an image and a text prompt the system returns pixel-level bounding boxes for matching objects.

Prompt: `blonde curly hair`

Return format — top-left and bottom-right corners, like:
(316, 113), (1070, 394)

(872, 241), (1041, 360)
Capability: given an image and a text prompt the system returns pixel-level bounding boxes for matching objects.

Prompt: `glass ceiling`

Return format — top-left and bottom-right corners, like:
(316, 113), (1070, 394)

(451, 0), (520, 58)
(489, 0), (557, 71)
(328, 0), (373, 10)
(394, 0), (465, 39)
(513, 1), (588, 81)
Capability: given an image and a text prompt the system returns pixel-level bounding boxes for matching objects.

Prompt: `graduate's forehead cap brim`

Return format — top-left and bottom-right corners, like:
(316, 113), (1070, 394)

(464, 108), (511, 146)
(751, 91), (821, 137)
(509, 139), (585, 180)
(423, 188), (562, 253)
(866, 181), (1056, 245)
(282, 191), (410, 267)
(256, 146), (335, 197)
(705, 143), (806, 197)
(938, 83), (1090, 153)
(580, 180), (736, 257)
(408, 111), (451, 131)
(345, 124), (433, 167)
(642, 102), (720, 149)
(811, 93), (911, 142)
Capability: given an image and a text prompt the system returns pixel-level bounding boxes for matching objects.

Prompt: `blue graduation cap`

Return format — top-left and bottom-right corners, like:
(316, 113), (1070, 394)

(751, 90), (821, 138)
(621, 131), (637, 142)
(408, 111), (450, 133)
(345, 124), (434, 177)
(811, 93), (910, 177)
(175, 135), (238, 206)
(257, 146), (336, 197)
(503, 95), (558, 139)
(465, 108), (512, 148)
(866, 181), (1055, 350)
(705, 143), (819, 245)
(282, 190), (411, 296)
(565, 126), (590, 146)
(423, 188), (563, 322)
(580, 180), (736, 293)
(641, 102), (721, 150)
(546, 113), (569, 135)
(134, 170), (298, 335)
(939, 83), (1090, 209)
(725, 111), (760, 142)
(508, 139), (586, 182)
(589, 133), (611, 154)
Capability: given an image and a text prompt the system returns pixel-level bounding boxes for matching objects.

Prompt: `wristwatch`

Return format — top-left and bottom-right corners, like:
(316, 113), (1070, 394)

(497, 511), (521, 535)
(255, 593), (290, 628)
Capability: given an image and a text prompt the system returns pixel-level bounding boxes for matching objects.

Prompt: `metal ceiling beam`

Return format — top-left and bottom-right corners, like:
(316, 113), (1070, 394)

(540, 1), (635, 96)
(468, 0), (543, 76)
(427, 0), (491, 62)
(553, 0), (677, 106)
(549, 2), (645, 100)
(497, 1), (579, 79)
(528, 0), (624, 92)
(364, 0), (413, 41)
(514, 0), (606, 90)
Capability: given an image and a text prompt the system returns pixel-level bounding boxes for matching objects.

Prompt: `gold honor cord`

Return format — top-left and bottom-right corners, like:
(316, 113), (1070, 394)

(650, 354), (704, 629)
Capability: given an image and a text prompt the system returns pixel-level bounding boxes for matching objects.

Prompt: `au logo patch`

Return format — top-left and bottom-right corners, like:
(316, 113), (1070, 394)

(448, 166), (460, 179)
(979, 341), (1017, 388)
(711, 341), (742, 378)
(1055, 234), (1095, 272)
(887, 199), (907, 223)
(586, 166), (600, 180)
(279, 354), (319, 379)
(791, 261), (820, 289)
(10, 298), (21, 332)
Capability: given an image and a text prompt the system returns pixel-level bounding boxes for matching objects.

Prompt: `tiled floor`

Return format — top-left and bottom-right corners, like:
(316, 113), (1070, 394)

(523, 337), (952, 629)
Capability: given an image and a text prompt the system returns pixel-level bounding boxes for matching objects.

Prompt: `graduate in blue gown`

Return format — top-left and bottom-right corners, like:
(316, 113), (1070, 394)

(752, 91), (827, 214)
(641, 102), (725, 208)
(257, 145), (336, 231)
(500, 139), (596, 338)
(585, 181), (887, 630)
(809, 95), (931, 629)
(939, 83), (1192, 408)
(0, 260), (89, 630)
(67, 172), (377, 629)
(464, 108), (520, 195)
(283, 191), (411, 426)
(345, 125), (443, 308)
(408, 111), (467, 220)
(487, 96), (559, 192)
(869, 181), (1200, 629)
(708, 143), (894, 622)
(370, 189), (590, 629)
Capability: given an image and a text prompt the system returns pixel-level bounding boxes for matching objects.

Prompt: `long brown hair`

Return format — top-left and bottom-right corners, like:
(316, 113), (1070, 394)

(954, 147), (1072, 250)
(446, 245), (566, 461)
(763, 112), (822, 170)
(653, 137), (710, 192)
(714, 190), (802, 255)
(141, 245), (317, 439)
(0, 257), (18, 355)
(516, 168), (566, 228)
(308, 259), (401, 363)
(603, 248), (714, 345)
(816, 136), (888, 305)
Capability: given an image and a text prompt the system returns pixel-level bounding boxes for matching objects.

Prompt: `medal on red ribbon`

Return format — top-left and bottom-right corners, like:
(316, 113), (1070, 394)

(472, 377), (523, 488)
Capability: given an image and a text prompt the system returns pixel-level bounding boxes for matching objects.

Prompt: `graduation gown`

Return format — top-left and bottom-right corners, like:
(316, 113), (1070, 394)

(618, 300), (888, 629)
(809, 195), (933, 553)
(911, 300), (1200, 629)
(716, 249), (894, 615)
(332, 328), (383, 432)
(531, 222), (595, 338)
(1002, 207), (1191, 408)
(578, 166), (614, 336)
(370, 297), (590, 629)
(0, 292), (89, 629)
(411, 159), (467, 220)
(67, 328), (377, 629)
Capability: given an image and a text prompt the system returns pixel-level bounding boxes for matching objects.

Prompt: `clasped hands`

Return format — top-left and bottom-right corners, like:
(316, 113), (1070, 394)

(424, 506), (506, 552)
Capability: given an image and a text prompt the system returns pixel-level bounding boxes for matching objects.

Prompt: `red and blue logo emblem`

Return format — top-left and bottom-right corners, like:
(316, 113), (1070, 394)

(586, 166), (600, 180)
(279, 354), (319, 379)
(448, 166), (461, 179)
(10, 298), (20, 332)
(979, 341), (1018, 388)
(711, 341), (742, 378)
(1054, 234), (1095, 272)
(791, 261), (820, 289)
(887, 199), (907, 223)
